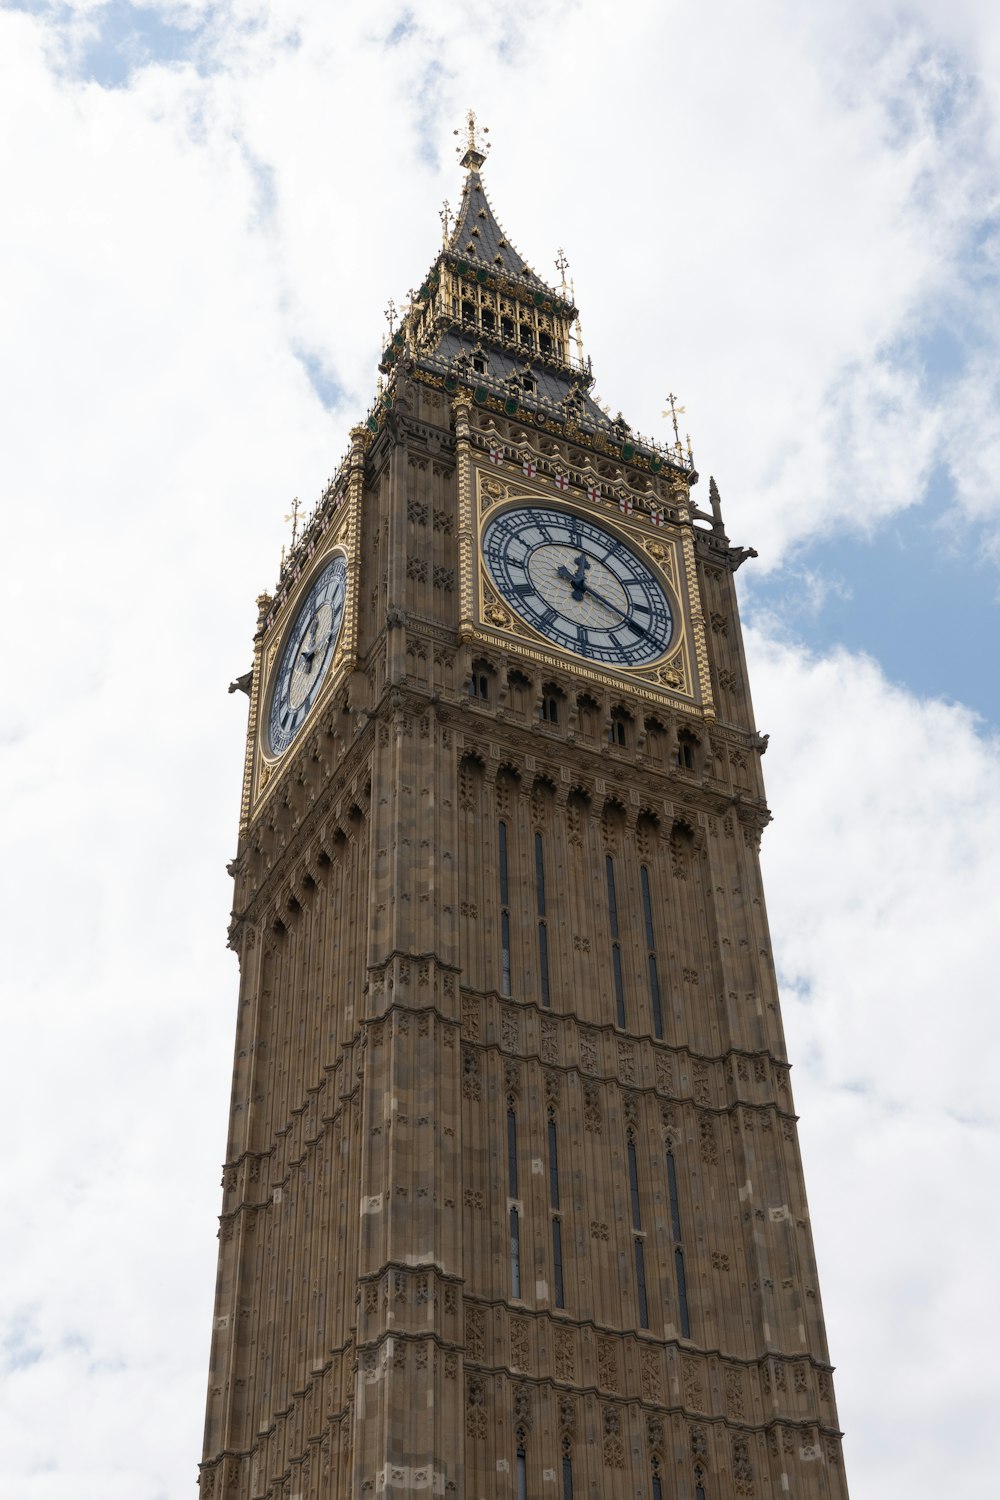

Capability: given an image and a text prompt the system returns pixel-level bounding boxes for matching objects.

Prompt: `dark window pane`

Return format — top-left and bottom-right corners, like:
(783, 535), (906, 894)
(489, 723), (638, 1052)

(605, 855), (619, 937)
(635, 1238), (649, 1328)
(535, 831), (546, 915)
(667, 1150), (682, 1244)
(640, 865), (655, 949)
(516, 1448), (527, 1500)
(538, 922), (550, 1007)
(498, 820), (509, 906)
(501, 910), (511, 996)
(552, 1216), (564, 1307)
(648, 954), (663, 1038)
(612, 943), (626, 1028)
(547, 1118), (560, 1209)
(627, 1139), (642, 1230)
(507, 1107), (518, 1198)
(510, 1207), (521, 1298)
(676, 1246), (690, 1337)
(562, 1454), (573, 1500)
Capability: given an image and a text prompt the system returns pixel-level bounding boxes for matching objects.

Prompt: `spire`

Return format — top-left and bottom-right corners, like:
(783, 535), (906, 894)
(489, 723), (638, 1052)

(454, 108), (490, 171)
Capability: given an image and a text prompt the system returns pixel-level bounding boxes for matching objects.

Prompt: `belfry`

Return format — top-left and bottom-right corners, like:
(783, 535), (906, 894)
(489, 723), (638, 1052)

(201, 120), (849, 1499)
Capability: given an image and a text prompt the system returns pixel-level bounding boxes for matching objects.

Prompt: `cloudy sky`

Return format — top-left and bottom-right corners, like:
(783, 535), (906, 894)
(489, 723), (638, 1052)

(2, 1), (998, 1496)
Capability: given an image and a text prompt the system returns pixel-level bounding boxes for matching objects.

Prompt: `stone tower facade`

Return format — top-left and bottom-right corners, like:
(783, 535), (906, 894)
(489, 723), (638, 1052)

(201, 131), (849, 1499)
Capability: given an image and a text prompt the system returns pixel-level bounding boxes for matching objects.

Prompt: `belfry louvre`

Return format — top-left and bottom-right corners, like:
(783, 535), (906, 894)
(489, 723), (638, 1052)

(201, 125), (848, 1499)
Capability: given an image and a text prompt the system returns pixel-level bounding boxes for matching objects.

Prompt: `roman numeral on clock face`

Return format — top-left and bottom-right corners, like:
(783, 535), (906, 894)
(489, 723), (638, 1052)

(481, 505), (674, 667)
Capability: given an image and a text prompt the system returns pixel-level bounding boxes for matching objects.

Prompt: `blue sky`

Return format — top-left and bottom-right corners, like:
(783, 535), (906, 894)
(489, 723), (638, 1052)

(2, 2), (999, 1498)
(745, 484), (1000, 724)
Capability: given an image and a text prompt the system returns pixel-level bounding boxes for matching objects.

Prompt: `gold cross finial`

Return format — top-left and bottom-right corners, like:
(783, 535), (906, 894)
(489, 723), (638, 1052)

(555, 247), (569, 295)
(662, 393), (686, 447)
(455, 108), (490, 169)
(385, 298), (397, 336)
(440, 199), (451, 244)
(284, 496), (302, 547)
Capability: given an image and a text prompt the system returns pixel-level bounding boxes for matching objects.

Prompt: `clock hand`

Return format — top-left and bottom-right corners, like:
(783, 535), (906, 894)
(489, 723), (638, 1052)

(556, 553), (591, 599)
(580, 581), (655, 641)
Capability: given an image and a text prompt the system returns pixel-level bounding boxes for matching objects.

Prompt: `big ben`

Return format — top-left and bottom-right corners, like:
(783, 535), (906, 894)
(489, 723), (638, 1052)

(201, 120), (849, 1499)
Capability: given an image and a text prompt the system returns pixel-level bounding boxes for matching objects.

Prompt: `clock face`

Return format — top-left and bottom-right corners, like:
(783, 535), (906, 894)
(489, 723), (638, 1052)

(482, 505), (674, 665)
(267, 554), (347, 755)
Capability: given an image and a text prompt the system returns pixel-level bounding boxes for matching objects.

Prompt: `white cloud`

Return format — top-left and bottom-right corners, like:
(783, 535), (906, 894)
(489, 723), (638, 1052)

(2, 1), (1000, 1495)
(748, 628), (1000, 1497)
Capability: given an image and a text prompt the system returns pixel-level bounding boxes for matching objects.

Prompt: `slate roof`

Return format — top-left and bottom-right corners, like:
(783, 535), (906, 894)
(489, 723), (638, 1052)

(446, 170), (558, 298)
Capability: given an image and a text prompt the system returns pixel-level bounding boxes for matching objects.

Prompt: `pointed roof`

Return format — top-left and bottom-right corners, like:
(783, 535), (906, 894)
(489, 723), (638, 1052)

(373, 121), (692, 480)
(446, 169), (557, 298)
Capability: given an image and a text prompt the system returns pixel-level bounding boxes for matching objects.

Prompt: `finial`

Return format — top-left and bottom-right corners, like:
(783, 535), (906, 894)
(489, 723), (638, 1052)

(555, 248), (569, 296)
(284, 496), (302, 547)
(385, 298), (397, 336)
(662, 393), (685, 449)
(454, 108), (490, 170)
(440, 199), (451, 245)
(686, 432), (694, 466)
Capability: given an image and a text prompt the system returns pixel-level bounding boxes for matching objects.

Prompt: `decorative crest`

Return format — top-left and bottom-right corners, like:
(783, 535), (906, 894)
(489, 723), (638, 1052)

(455, 108), (490, 170)
(385, 298), (397, 336)
(555, 247), (570, 295)
(440, 199), (451, 245)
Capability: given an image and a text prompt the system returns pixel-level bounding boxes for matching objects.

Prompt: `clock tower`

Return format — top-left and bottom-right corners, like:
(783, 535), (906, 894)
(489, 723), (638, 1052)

(201, 124), (849, 1499)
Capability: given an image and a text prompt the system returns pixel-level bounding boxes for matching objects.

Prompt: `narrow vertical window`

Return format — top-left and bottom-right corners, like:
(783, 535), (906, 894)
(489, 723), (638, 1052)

(535, 831), (551, 1007)
(667, 1149), (691, 1339)
(516, 1430), (527, 1500)
(499, 820), (511, 996)
(549, 1111), (564, 1307)
(627, 1138), (642, 1231)
(628, 1131), (649, 1328)
(547, 1115), (560, 1210)
(606, 854), (626, 1027)
(562, 1438), (574, 1500)
(640, 865), (664, 1039)
(510, 1206), (522, 1298)
(508, 1100), (521, 1298)
(652, 1458), (663, 1500)
(552, 1217), (565, 1309)
(635, 1238), (649, 1328)
(695, 1487), (706, 1500)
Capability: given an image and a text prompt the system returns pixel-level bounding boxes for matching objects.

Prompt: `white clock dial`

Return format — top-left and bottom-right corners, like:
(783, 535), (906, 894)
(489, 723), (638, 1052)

(267, 555), (347, 754)
(482, 506), (673, 665)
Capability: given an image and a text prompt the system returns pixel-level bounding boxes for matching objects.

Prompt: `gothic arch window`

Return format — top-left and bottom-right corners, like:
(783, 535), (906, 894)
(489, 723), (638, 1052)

(540, 681), (564, 725)
(609, 706), (633, 748)
(515, 1426), (527, 1500)
(508, 667), (533, 715)
(561, 1436), (574, 1499)
(677, 725), (700, 771)
(575, 692), (600, 739)
(469, 657), (494, 702)
(644, 715), (668, 766)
